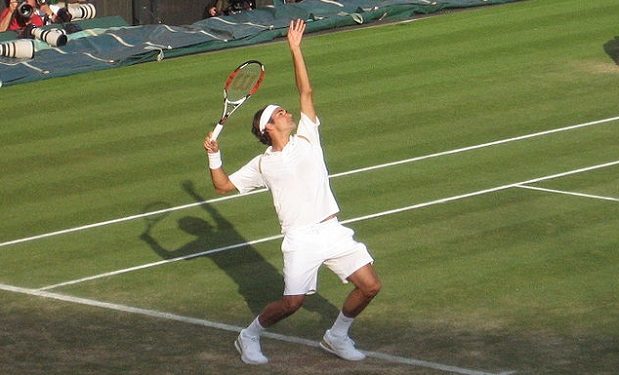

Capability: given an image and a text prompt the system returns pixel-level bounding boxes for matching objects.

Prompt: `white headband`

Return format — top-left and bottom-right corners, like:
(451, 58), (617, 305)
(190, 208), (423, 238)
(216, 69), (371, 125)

(259, 104), (280, 134)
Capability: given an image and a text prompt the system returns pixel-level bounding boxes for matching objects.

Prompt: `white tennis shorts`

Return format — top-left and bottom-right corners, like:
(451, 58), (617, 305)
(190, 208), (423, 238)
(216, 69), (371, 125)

(281, 218), (374, 296)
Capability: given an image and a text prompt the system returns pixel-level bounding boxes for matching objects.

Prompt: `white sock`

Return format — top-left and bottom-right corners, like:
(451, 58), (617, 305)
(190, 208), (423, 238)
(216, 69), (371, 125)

(330, 311), (354, 337)
(244, 316), (265, 338)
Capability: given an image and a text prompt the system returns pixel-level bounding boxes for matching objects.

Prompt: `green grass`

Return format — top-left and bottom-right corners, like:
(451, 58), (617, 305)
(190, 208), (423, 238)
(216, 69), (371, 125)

(1, 0), (618, 374)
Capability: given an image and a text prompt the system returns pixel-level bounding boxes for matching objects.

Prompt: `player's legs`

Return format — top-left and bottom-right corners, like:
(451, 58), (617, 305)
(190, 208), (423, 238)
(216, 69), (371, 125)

(236, 225), (320, 365)
(317, 219), (380, 361)
(235, 294), (306, 365)
(342, 263), (381, 318)
(258, 294), (306, 327)
(320, 263), (381, 361)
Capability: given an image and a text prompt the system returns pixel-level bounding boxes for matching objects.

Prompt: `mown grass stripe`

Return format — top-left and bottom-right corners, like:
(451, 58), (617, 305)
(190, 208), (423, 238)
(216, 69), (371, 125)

(0, 282), (510, 375)
(33, 159), (618, 291)
(1, 115), (616, 248)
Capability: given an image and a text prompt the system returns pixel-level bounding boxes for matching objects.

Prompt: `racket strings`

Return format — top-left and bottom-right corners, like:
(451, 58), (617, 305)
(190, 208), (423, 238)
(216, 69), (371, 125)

(227, 64), (262, 101)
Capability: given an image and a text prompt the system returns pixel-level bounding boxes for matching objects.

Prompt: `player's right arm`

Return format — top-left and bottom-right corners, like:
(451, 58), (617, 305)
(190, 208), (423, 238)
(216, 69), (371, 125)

(203, 134), (237, 195)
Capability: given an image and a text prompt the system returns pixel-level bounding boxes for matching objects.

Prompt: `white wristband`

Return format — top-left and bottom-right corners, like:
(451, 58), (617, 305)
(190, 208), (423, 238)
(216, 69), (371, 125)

(208, 151), (222, 169)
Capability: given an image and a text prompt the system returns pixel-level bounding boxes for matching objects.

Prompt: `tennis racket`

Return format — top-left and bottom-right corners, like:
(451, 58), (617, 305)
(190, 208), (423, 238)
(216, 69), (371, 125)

(210, 60), (265, 140)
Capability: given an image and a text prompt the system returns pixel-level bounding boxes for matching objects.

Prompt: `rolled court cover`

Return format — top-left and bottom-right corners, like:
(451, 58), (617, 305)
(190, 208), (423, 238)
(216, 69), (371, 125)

(0, 0), (520, 88)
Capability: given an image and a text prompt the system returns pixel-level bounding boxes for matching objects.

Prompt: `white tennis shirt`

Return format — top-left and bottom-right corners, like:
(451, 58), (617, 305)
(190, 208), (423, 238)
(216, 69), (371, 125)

(229, 113), (340, 233)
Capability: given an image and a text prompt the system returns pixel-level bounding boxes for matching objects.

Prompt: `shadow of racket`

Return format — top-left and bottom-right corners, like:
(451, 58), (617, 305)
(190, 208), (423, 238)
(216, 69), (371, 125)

(141, 201), (173, 234)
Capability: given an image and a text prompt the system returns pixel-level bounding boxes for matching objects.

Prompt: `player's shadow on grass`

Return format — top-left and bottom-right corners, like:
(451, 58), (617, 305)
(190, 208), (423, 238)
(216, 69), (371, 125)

(140, 180), (339, 325)
(603, 36), (619, 65)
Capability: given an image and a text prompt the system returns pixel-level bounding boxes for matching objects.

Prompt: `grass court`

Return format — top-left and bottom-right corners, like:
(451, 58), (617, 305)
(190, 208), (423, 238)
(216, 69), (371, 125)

(1, 0), (618, 373)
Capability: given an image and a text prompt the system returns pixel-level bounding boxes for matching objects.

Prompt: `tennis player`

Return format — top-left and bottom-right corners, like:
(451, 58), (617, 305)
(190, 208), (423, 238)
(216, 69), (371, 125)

(203, 19), (381, 365)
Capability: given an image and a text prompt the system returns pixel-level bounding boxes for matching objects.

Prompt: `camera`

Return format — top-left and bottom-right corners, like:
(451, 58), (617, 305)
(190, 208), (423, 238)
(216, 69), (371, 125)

(16, 0), (66, 20)
(67, 3), (96, 20)
(16, 0), (34, 18)
(28, 25), (67, 47)
(0, 39), (35, 59)
(53, 3), (97, 23)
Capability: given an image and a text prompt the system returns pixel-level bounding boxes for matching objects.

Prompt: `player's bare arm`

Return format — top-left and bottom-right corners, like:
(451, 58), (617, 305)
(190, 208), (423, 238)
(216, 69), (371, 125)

(203, 134), (237, 194)
(287, 19), (316, 122)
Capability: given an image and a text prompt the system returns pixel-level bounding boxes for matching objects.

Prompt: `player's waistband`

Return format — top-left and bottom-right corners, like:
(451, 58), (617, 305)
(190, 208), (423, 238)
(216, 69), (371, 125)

(281, 213), (339, 234)
(320, 213), (338, 223)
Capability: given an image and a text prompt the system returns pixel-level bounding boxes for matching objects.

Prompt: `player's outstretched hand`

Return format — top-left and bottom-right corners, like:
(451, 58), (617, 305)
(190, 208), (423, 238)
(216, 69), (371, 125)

(287, 19), (306, 50)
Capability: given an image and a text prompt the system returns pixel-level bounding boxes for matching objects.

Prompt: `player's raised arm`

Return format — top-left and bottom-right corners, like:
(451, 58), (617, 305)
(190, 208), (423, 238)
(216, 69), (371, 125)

(287, 19), (316, 122)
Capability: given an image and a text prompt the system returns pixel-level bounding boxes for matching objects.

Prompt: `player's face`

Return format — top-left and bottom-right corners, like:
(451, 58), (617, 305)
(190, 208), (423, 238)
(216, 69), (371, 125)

(270, 107), (295, 131)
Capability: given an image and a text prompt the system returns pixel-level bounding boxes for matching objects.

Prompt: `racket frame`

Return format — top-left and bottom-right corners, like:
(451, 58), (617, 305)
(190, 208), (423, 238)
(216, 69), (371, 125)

(211, 60), (264, 140)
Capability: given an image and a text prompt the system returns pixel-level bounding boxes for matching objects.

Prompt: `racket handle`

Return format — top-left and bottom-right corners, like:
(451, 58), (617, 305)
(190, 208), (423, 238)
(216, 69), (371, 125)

(210, 123), (224, 141)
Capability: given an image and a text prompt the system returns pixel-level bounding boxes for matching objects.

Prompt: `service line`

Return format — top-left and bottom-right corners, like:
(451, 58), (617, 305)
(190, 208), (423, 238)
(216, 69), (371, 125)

(37, 159), (619, 292)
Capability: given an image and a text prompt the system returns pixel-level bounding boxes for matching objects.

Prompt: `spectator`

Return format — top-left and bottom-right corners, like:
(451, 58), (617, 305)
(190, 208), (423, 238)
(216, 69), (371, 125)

(228, 0), (255, 13)
(203, 0), (230, 18)
(0, 0), (44, 33)
(230, 0), (256, 13)
(203, 0), (255, 18)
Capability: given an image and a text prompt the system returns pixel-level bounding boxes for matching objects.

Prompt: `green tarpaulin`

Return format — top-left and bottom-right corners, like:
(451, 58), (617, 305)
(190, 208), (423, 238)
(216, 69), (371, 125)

(0, 0), (520, 88)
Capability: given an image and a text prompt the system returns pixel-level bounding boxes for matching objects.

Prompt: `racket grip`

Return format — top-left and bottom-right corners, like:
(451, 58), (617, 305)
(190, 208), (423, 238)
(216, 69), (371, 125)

(210, 123), (224, 141)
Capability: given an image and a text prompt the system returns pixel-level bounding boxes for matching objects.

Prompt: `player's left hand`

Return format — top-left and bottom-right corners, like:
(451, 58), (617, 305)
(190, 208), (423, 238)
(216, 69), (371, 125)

(287, 19), (306, 49)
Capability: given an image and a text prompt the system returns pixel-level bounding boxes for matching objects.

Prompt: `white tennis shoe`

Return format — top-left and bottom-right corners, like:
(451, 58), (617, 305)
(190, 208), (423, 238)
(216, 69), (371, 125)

(320, 329), (366, 361)
(234, 329), (268, 365)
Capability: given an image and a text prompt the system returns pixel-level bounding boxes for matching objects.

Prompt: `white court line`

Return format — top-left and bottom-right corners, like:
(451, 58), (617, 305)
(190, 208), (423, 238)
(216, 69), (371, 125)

(1, 115), (618, 249)
(341, 160), (619, 224)
(0, 188), (267, 249)
(329, 115), (619, 178)
(0, 282), (507, 375)
(37, 160), (619, 292)
(515, 185), (619, 202)
(38, 233), (284, 291)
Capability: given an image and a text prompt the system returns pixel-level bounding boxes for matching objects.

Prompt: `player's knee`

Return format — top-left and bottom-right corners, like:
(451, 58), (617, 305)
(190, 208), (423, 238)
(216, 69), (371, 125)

(282, 295), (305, 313)
(363, 279), (381, 300)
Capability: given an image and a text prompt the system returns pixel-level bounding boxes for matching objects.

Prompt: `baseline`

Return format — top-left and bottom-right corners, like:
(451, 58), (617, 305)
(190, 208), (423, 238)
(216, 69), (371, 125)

(0, 282), (510, 375)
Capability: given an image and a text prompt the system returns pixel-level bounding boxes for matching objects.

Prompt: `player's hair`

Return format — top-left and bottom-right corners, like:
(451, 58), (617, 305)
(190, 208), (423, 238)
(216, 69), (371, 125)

(252, 106), (272, 146)
(4, 0), (9, 8)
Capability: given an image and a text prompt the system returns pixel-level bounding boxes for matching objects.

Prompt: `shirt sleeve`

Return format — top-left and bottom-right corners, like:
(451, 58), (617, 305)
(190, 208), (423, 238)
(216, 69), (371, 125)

(296, 112), (321, 145)
(229, 155), (266, 194)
